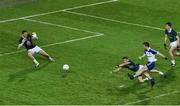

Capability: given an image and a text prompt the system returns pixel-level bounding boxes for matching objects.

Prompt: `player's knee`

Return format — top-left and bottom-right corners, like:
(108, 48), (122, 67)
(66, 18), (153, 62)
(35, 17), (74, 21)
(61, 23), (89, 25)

(28, 52), (33, 57)
(169, 50), (173, 55)
(139, 80), (144, 83)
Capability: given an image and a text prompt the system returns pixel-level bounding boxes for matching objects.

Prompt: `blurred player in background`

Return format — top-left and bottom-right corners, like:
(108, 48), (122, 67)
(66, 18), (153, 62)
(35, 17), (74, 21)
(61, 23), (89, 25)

(164, 22), (180, 67)
(17, 30), (54, 67)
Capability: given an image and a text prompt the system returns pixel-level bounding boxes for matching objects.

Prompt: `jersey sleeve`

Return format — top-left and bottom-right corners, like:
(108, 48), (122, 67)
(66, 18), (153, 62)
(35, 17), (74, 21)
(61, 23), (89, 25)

(165, 30), (168, 35)
(150, 49), (158, 54)
(174, 30), (177, 36)
(19, 37), (23, 44)
(121, 62), (130, 68)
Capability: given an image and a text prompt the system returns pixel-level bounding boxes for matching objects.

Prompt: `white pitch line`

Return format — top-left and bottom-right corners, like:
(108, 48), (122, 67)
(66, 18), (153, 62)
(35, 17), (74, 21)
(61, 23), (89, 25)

(118, 85), (125, 88)
(0, 34), (103, 57)
(0, 0), (118, 24)
(23, 18), (102, 35)
(125, 91), (180, 105)
(63, 11), (180, 33)
(62, 0), (118, 11)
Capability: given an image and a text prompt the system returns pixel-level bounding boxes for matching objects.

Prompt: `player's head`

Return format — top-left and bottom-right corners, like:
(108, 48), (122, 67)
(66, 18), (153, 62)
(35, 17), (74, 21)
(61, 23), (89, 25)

(165, 22), (172, 30)
(143, 42), (150, 49)
(22, 30), (28, 37)
(122, 56), (129, 63)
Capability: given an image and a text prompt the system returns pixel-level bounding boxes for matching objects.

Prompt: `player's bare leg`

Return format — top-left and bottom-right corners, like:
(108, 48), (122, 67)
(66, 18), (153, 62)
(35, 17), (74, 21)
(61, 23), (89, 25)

(169, 47), (176, 66)
(151, 69), (164, 76)
(27, 52), (39, 67)
(128, 66), (155, 87)
(174, 48), (180, 56)
(39, 50), (54, 62)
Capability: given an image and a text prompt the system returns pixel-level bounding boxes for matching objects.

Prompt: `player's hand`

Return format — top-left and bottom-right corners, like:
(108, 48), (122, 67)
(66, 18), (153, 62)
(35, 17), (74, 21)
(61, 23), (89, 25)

(113, 65), (119, 69)
(32, 32), (38, 40)
(164, 43), (167, 49)
(164, 57), (168, 60)
(112, 66), (120, 73)
(17, 44), (23, 49)
(139, 56), (143, 60)
(177, 45), (180, 52)
(32, 32), (36, 35)
(177, 45), (180, 49)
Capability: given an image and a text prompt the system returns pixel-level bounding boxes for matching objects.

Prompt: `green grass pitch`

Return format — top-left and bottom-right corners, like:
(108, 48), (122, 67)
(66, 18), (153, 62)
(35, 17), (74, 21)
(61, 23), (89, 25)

(0, 0), (180, 105)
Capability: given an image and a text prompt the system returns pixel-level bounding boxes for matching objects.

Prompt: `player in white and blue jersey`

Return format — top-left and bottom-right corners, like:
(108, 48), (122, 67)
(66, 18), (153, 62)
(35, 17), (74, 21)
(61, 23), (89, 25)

(128, 42), (167, 87)
(164, 22), (180, 67)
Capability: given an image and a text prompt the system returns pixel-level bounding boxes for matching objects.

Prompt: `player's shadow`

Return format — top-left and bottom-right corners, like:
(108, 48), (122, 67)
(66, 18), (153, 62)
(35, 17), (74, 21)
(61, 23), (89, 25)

(107, 82), (153, 105)
(8, 62), (49, 82)
(108, 81), (152, 96)
(155, 68), (176, 87)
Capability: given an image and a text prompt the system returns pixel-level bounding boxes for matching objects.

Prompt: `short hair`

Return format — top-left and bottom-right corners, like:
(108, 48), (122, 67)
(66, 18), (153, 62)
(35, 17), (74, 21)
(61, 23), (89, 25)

(122, 56), (128, 60)
(143, 42), (150, 47)
(22, 30), (27, 34)
(165, 22), (172, 27)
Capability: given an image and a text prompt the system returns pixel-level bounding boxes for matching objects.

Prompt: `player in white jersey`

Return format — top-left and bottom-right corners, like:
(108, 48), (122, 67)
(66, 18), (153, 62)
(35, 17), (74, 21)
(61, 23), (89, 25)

(128, 42), (167, 87)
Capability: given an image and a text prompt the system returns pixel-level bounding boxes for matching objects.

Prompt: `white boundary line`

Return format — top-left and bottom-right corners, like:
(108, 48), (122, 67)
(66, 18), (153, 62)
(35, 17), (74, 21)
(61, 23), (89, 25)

(125, 91), (180, 105)
(0, 0), (118, 24)
(0, 34), (103, 57)
(23, 19), (102, 35)
(63, 11), (180, 33)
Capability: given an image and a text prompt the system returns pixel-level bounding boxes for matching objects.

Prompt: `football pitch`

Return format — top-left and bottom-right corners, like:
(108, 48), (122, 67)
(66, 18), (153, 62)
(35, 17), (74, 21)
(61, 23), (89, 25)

(0, 0), (180, 105)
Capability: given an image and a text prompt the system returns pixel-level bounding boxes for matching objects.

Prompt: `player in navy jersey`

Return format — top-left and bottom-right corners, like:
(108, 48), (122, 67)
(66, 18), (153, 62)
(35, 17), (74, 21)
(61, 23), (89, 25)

(164, 22), (180, 67)
(18, 30), (54, 67)
(128, 42), (167, 87)
(113, 57), (164, 83)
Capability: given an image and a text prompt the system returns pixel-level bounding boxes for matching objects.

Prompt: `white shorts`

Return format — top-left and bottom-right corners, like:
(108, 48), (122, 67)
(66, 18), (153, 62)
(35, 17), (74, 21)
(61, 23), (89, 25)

(170, 41), (178, 48)
(28, 46), (43, 54)
(134, 65), (144, 75)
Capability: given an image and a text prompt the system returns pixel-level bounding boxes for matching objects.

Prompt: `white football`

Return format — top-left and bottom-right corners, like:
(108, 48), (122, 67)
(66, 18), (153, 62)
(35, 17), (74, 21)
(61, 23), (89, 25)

(63, 64), (69, 71)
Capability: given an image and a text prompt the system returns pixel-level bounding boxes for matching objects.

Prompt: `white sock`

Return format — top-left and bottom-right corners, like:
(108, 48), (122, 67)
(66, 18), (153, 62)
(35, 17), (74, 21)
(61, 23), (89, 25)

(33, 59), (39, 65)
(159, 71), (164, 75)
(143, 77), (149, 81)
(171, 60), (175, 65)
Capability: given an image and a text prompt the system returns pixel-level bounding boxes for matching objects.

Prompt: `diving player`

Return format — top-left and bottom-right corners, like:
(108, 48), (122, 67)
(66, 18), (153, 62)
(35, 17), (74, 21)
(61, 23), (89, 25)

(128, 42), (167, 87)
(164, 22), (180, 67)
(17, 30), (54, 67)
(113, 57), (164, 83)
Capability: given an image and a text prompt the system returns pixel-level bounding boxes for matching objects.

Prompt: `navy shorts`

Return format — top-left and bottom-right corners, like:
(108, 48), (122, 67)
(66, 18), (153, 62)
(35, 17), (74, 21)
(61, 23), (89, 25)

(146, 62), (155, 71)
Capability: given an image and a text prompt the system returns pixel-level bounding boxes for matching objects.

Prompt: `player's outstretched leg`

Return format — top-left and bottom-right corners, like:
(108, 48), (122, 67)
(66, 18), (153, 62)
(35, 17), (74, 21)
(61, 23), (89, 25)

(27, 52), (39, 67)
(40, 50), (54, 62)
(144, 72), (155, 87)
(151, 69), (164, 76)
(128, 66), (155, 87)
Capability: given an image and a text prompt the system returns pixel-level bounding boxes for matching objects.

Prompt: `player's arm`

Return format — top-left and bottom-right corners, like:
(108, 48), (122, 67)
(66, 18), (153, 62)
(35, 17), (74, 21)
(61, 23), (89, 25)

(112, 62), (128, 73)
(164, 34), (168, 49)
(176, 35), (180, 48)
(17, 38), (25, 49)
(139, 54), (145, 60)
(157, 51), (168, 60)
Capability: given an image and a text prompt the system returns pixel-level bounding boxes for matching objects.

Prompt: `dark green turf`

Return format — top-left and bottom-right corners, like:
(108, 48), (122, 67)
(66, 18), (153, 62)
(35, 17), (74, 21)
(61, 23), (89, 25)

(0, 0), (180, 105)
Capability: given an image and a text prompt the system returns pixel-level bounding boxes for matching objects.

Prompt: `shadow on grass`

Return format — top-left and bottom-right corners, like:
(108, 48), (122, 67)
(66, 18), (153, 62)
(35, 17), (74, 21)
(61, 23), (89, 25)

(8, 62), (49, 82)
(155, 67), (176, 88)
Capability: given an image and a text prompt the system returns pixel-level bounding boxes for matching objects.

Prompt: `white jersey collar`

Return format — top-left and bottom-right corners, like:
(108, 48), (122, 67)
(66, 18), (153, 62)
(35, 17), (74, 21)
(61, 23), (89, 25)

(168, 28), (172, 33)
